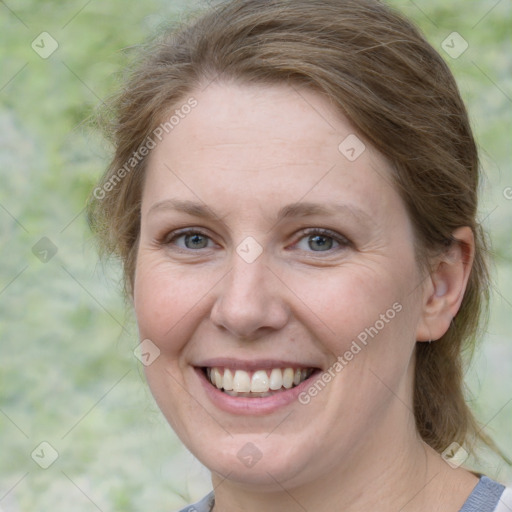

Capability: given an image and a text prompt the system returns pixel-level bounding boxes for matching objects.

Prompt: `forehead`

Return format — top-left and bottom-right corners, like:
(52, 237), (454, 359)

(143, 81), (400, 221)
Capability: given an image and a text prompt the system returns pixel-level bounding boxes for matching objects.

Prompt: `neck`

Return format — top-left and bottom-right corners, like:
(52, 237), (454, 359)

(209, 364), (478, 512)
(212, 420), (437, 511)
(212, 436), (476, 512)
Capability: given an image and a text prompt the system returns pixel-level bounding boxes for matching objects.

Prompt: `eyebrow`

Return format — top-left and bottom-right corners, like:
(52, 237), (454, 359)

(147, 198), (371, 226)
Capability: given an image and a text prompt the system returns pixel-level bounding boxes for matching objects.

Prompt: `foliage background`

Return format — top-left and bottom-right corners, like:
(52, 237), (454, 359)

(1, 0), (511, 510)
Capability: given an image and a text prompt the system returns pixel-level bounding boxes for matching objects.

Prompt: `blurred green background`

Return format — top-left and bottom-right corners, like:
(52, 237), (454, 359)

(1, 0), (511, 510)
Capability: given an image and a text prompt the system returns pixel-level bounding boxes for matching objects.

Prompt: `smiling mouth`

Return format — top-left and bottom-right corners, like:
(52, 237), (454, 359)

(201, 367), (318, 397)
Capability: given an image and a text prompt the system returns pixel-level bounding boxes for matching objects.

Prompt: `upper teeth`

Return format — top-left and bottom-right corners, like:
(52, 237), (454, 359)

(206, 367), (313, 393)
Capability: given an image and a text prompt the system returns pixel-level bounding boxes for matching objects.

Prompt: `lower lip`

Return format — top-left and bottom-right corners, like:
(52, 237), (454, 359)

(195, 367), (321, 415)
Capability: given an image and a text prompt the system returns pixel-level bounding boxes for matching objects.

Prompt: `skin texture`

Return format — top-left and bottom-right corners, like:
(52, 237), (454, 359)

(133, 82), (478, 511)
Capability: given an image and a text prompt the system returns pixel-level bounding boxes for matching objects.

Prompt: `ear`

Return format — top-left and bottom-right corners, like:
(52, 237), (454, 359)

(416, 227), (475, 342)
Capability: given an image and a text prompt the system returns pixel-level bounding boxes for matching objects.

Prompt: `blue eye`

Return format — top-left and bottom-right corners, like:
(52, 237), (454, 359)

(294, 229), (349, 252)
(162, 228), (350, 254)
(167, 230), (214, 250)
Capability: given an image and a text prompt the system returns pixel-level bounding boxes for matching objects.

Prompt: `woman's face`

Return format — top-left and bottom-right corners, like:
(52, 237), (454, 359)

(134, 82), (427, 489)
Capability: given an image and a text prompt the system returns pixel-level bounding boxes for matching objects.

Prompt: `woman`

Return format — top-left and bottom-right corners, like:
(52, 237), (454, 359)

(88, 0), (512, 510)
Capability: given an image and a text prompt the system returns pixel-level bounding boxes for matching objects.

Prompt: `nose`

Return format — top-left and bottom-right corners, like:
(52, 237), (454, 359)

(210, 254), (290, 340)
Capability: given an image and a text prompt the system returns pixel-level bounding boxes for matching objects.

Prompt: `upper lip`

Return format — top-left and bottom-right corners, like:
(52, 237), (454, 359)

(194, 358), (321, 371)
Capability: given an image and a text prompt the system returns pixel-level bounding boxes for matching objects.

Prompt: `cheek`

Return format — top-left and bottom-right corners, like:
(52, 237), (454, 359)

(283, 262), (409, 336)
(133, 258), (202, 349)
(132, 258), (208, 429)
(284, 259), (421, 391)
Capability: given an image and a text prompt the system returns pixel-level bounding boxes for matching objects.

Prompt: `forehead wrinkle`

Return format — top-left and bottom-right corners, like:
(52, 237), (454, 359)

(146, 198), (373, 230)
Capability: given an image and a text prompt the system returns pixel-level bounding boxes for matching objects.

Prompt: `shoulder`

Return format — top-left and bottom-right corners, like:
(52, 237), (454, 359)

(174, 491), (215, 512)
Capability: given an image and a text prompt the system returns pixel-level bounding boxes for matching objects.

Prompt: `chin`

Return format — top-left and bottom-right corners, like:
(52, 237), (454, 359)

(187, 432), (318, 490)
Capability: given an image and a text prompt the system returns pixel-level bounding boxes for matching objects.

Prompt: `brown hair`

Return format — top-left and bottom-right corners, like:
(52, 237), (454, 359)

(88, 0), (496, 456)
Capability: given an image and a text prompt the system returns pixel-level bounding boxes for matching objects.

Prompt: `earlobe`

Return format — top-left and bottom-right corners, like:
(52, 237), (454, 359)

(416, 227), (474, 342)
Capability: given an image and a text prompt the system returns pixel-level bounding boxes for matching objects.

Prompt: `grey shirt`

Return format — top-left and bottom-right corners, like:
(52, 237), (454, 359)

(176, 476), (511, 512)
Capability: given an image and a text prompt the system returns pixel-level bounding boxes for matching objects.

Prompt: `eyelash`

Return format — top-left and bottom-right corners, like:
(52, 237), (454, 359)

(161, 227), (351, 254)
(290, 228), (351, 254)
